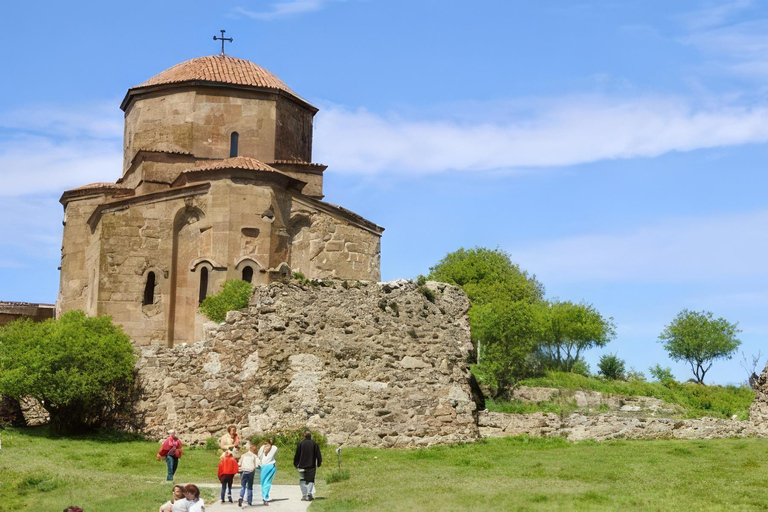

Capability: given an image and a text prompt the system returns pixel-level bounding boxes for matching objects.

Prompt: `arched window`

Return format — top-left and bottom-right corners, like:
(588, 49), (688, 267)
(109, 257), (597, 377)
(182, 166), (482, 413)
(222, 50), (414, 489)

(230, 132), (239, 158)
(242, 266), (254, 283)
(199, 267), (209, 304)
(143, 272), (156, 305)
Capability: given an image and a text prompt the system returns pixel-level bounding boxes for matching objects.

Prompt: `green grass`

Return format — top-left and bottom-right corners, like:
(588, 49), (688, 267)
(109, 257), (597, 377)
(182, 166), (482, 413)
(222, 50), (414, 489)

(0, 427), (298, 512)
(489, 371), (754, 420)
(310, 436), (768, 512)
(2, 427), (768, 511)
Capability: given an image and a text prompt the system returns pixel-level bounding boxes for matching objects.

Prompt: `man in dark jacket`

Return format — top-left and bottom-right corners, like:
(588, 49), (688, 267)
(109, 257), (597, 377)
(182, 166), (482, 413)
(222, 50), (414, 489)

(294, 431), (322, 501)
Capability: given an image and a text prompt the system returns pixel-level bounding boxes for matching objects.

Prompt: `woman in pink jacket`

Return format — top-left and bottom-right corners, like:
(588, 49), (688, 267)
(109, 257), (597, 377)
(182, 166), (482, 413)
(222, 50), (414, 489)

(157, 429), (183, 481)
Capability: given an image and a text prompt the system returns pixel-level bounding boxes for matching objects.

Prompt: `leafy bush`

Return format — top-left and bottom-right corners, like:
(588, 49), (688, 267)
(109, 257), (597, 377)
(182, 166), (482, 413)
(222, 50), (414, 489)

(326, 468), (350, 484)
(626, 367), (647, 382)
(0, 311), (137, 434)
(249, 427), (327, 450)
(597, 353), (626, 380)
(649, 364), (676, 384)
(416, 274), (427, 286)
(199, 279), (253, 322)
(570, 359), (591, 377)
(205, 437), (219, 451)
(522, 371), (754, 419)
(419, 285), (436, 303)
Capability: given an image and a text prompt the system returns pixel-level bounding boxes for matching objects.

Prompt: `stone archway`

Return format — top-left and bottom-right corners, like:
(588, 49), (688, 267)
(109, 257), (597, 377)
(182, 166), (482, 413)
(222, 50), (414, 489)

(167, 205), (205, 347)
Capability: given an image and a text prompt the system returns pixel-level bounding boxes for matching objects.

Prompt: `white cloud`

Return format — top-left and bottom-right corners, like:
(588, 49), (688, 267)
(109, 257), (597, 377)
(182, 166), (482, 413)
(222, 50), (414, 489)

(0, 101), (122, 139)
(314, 96), (768, 175)
(232, 0), (345, 20)
(682, 0), (754, 31)
(684, 16), (768, 79)
(507, 209), (768, 285)
(0, 135), (121, 197)
(0, 101), (123, 197)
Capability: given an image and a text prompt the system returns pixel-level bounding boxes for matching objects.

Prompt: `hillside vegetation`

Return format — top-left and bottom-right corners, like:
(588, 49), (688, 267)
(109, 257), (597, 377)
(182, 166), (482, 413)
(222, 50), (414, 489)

(484, 370), (754, 420)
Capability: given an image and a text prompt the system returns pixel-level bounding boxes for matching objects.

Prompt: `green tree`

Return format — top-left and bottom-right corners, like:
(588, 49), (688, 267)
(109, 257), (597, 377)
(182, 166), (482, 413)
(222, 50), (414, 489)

(428, 247), (544, 305)
(597, 353), (626, 380)
(470, 299), (545, 396)
(429, 247), (546, 394)
(0, 311), (137, 434)
(539, 300), (616, 372)
(658, 309), (741, 384)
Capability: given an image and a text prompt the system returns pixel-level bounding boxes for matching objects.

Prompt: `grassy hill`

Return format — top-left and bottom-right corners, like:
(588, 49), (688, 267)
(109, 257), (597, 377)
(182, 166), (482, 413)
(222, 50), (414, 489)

(482, 371), (755, 420)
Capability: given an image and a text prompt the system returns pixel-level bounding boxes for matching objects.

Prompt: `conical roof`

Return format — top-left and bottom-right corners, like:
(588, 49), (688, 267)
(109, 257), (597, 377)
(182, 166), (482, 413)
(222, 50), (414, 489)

(122, 55), (314, 110)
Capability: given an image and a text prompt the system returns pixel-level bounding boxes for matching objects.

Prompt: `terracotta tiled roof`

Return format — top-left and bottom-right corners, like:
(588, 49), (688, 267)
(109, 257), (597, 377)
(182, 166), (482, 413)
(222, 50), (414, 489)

(190, 156), (283, 173)
(130, 55), (311, 107)
(68, 182), (127, 191)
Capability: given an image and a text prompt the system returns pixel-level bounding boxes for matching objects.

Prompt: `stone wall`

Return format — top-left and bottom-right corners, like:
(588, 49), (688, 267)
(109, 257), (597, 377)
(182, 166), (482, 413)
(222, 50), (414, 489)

(478, 411), (760, 442)
(750, 362), (768, 435)
(134, 280), (480, 447)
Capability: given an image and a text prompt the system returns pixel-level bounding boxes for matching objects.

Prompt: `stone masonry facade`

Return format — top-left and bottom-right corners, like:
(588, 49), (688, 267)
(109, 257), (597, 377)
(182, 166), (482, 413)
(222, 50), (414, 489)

(58, 54), (383, 348)
(135, 280), (480, 447)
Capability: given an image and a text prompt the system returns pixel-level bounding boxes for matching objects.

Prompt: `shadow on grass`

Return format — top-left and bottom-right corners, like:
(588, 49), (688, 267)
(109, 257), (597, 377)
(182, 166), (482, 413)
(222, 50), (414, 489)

(4, 425), (146, 443)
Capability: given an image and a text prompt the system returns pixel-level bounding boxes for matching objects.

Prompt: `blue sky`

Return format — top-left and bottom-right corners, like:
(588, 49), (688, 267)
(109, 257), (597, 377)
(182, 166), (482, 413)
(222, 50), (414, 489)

(1, 0), (767, 384)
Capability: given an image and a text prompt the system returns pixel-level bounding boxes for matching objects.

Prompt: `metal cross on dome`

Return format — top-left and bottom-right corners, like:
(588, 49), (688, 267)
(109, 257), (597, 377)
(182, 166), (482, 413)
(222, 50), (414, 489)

(213, 30), (233, 55)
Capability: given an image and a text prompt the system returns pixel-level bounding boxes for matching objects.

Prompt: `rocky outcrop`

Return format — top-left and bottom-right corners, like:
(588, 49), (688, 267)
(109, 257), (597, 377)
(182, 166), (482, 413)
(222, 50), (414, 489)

(750, 363), (768, 435)
(478, 411), (760, 441)
(135, 280), (479, 447)
(511, 386), (683, 416)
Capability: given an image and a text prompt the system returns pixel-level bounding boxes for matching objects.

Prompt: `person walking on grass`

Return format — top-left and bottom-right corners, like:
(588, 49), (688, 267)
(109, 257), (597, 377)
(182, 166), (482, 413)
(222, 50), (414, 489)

(157, 429), (183, 481)
(238, 442), (260, 507)
(257, 439), (278, 506)
(184, 484), (205, 512)
(218, 450), (239, 504)
(294, 431), (322, 501)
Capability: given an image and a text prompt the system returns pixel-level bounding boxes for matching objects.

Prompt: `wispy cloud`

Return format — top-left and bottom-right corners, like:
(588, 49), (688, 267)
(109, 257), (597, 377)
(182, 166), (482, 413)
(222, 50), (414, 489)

(232, 0), (345, 21)
(508, 209), (768, 285)
(0, 102), (123, 197)
(682, 0), (754, 31)
(685, 18), (768, 78)
(314, 95), (768, 175)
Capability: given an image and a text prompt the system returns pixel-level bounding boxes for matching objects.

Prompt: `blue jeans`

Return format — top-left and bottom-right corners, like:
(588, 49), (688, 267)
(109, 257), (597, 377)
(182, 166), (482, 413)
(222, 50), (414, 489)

(165, 455), (178, 481)
(261, 464), (276, 501)
(220, 475), (234, 501)
(240, 471), (255, 504)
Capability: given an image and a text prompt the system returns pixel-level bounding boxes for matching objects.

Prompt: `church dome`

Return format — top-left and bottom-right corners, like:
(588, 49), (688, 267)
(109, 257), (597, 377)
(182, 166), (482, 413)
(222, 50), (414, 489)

(122, 55), (314, 111)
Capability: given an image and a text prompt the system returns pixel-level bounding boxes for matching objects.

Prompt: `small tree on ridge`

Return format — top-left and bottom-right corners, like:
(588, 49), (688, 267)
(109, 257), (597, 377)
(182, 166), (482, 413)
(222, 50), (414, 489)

(658, 309), (741, 385)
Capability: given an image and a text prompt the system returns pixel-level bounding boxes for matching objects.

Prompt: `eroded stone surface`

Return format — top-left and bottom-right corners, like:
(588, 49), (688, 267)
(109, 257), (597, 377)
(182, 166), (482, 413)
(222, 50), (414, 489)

(750, 363), (768, 435)
(135, 280), (479, 447)
(478, 410), (764, 442)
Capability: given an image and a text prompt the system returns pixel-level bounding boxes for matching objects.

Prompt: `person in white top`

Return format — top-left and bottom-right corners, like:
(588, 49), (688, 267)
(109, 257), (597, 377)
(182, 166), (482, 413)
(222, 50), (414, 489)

(159, 484), (188, 512)
(257, 439), (278, 506)
(184, 484), (205, 512)
(238, 443), (260, 507)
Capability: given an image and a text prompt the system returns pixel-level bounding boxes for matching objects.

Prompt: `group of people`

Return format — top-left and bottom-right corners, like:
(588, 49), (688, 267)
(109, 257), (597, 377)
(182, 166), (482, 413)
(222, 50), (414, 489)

(157, 426), (322, 510)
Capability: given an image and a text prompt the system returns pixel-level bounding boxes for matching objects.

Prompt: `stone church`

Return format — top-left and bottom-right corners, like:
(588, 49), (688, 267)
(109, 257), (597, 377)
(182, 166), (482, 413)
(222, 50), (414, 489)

(57, 54), (383, 347)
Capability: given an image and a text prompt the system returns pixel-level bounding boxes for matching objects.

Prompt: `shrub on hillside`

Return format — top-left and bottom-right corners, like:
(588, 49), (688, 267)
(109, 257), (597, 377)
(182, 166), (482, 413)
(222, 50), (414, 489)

(199, 279), (253, 322)
(597, 353), (626, 380)
(0, 311), (137, 434)
(249, 427), (327, 449)
(649, 364), (676, 385)
(570, 359), (591, 378)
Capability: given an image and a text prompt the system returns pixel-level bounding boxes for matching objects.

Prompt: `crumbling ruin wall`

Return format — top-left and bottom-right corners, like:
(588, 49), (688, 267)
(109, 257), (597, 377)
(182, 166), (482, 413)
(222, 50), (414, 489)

(135, 280), (479, 447)
(749, 362), (768, 436)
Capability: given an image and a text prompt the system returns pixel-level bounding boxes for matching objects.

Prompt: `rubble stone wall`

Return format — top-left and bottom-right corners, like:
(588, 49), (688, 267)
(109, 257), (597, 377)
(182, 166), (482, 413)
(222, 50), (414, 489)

(750, 362), (768, 436)
(135, 280), (479, 447)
